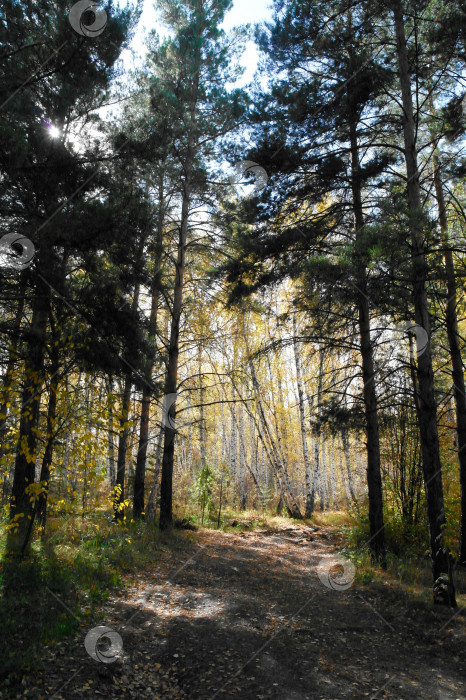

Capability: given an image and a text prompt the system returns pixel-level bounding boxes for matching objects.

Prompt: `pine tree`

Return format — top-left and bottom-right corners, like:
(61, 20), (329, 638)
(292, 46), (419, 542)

(221, 0), (392, 561)
(1, 0), (138, 554)
(148, 0), (248, 530)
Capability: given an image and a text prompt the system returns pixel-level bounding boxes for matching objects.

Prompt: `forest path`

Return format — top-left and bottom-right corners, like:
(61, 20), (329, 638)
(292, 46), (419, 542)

(39, 525), (465, 699)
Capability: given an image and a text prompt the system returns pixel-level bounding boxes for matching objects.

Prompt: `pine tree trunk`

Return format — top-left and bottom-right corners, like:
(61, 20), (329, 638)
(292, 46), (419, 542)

(114, 374), (132, 520)
(7, 278), (48, 556)
(36, 341), (59, 527)
(432, 155), (466, 565)
(0, 282), (25, 455)
(158, 28), (202, 528)
(134, 173), (164, 519)
(159, 179), (192, 530)
(392, 0), (456, 605)
(349, 117), (386, 564)
(107, 381), (116, 488)
(114, 273), (141, 520)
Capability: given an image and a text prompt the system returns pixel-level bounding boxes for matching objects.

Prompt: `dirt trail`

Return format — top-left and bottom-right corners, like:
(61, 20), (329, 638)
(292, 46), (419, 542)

(24, 526), (466, 699)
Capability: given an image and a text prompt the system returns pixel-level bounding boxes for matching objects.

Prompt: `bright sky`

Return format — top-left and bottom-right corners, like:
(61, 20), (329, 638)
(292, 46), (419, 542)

(123, 0), (274, 82)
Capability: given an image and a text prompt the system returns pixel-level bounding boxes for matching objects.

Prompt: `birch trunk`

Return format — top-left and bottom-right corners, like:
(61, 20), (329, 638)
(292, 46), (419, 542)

(342, 430), (356, 502)
(198, 342), (206, 467)
(292, 317), (314, 517)
(241, 313), (302, 518)
(146, 424), (164, 521)
(330, 432), (337, 507)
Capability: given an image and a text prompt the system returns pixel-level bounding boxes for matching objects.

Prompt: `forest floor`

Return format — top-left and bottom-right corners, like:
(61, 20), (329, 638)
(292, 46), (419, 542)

(2, 521), (466, 700)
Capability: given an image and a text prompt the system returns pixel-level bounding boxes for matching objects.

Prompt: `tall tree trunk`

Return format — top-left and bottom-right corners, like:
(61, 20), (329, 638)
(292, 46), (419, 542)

(7, 276), (49, 556)
(308, 348), (326, 516)
(319, 434), (327, 511)
(36, 338), (59, 527)
(432, 155), (466, 565)
(309, 435), (319, 514)
(114, 279), (140, 520)
(198, 341), (206, 467)
(230, 404), (238, 495)
(0, 281), (26, 454)
(158, 28), (202, 529)
(107, 380), (116, 488)
(36, 252), (68, 528)
(349, 116), (386, 564)
(145, 424), (164, 521)
(220, 399), (227, 464)
(133, 286), (159, 518)
(133, 385), (151, 520)
(340, 442), (351, 503)
(238, 407), (247, 509)
(114, 374), (132, 520)
(330, 432), (337, 507)
(186, 399), (193, 473)
(134, 174), (165, 518)
(342, 430), (357, 502)
(159, 173), (193, 530)
(392, 0), (456, 605)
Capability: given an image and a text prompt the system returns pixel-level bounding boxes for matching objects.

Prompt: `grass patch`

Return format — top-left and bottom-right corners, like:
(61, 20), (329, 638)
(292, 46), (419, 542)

(308, 509), (356, 529)
(338, 510), (466, 606)
(0, 512), (193, 690)
(181, 505), (356, 533)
